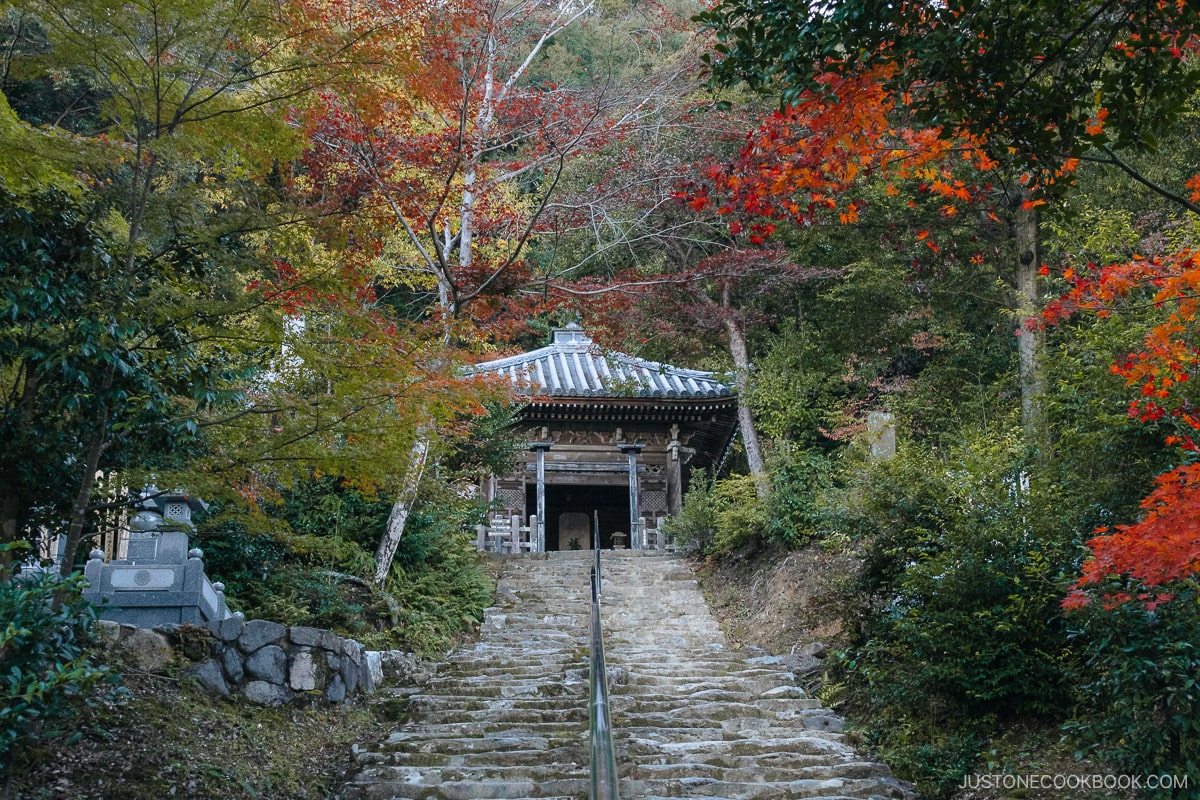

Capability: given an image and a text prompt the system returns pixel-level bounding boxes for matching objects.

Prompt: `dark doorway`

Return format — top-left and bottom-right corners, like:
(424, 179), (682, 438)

(529, 484), (629, 550)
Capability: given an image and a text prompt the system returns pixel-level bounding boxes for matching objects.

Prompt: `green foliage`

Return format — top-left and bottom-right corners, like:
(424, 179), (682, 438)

(198, 480), (394, 642)
(763, 448), (832, 548)
(857, 721), (987, 800)
(745, 210), (1017, 451)
(0, 184), (236, 546)
(1064, 581), (1200, 794)
(194, 471), (494, 655)
(749, 323), (845, 445)
(705, 475), (769, 557)
(666, 453), (831, 557)
(697, 0), (1200, 184)
(661, 471), (718, 554)
(384, 478), (492, 656)
(443, 402), (524, 481)
(0, 552), (118, 771)
(663, 472), (766, 557)
(280, 476), (392, 558)
(827, 432), (1079, 796)
(387, 531), (492, 658)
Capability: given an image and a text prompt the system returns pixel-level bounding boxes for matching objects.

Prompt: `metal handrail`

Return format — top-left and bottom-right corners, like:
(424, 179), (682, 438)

(589, 512), (619, 800)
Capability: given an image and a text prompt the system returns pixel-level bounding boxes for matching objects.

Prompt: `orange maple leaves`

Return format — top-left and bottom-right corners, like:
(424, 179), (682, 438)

(691, 65), (994, 237)
(1044, 251), (1200, 429)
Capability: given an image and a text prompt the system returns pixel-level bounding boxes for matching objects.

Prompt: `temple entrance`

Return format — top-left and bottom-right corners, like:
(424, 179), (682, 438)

(531, 485), (629, 551)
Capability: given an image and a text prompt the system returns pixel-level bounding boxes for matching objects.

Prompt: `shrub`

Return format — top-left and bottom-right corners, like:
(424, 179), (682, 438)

(707, 474), (770, 557)
(383, 480), (493, 657)
(1064, 580), (1200, 796)
(661, 471), (717, 554)
(664, 451), (831, 557)
(663, 473), (768, 558)
(764, 449), (832, 548)
(0, 554), (118, 771)
(827, 431), (1080, 796)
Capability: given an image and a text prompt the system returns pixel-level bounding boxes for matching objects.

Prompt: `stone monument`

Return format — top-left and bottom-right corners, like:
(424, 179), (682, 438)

(82, 488), (233, 626)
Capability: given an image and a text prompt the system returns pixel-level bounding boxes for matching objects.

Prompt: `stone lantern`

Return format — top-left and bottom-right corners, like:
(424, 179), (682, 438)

(121, 485), (210, 563)
(131, 485), (209, 531)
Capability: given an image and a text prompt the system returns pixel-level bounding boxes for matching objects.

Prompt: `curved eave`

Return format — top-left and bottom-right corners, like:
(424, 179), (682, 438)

(519, 396), (737, 419)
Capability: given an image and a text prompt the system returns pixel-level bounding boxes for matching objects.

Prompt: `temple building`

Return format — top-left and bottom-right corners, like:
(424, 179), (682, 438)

(472, 324), (738, 552)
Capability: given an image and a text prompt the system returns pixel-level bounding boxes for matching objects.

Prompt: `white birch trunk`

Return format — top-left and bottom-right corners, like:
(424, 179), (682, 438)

(724, 315), (768, 492)
(372, 436), (430, 586)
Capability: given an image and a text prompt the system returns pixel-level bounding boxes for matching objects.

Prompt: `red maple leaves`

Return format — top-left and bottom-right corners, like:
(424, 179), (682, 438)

(1062, 462), (1200, 610)
(1044, 249), (1200, 607)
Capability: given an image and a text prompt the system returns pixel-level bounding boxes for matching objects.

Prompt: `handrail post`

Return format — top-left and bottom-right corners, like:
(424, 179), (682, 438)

(588, 534), (619, 800)
(593, 509), (601, 597)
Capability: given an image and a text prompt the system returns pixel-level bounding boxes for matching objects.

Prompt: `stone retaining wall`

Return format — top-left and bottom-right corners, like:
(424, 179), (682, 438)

(195, 617), (376, 705)
(96, 617), (380, 706)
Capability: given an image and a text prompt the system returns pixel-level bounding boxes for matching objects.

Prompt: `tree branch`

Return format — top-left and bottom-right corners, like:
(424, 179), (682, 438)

(1081, 146), (1200, 216)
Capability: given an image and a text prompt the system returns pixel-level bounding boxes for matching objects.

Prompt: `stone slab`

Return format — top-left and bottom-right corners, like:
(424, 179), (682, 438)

(239, 619), (286, 653)
(245, 644), (287, 683)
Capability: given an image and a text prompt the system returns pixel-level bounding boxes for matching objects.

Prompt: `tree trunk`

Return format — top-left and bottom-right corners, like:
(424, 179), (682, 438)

(1, 360), (38, 570)
(1013, 197), (1045, 440)
(372, 436), (430, 586)
(59, 430), (108, 578)
(724, 315), (767, 489)
(1, 487), (21, 572)
(59, 365), (114, 577)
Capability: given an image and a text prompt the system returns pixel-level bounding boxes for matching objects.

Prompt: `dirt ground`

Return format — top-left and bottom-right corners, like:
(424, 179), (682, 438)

(4, 667), (384, 800)
(692, 541), (859, 693)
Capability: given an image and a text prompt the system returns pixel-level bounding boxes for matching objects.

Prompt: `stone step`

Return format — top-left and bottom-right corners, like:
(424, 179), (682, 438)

(338, 552), (912, 800)
(618, 748), (863, 772)
(618, 734), (855, 758)
(444, 652), (583, 666)
(377, 721), (588, 741)
(651, 679), (801, 695)
(614, 697), (826, 718)
(406, 695), (590, 713)
(606, 686), (807, 704)
(417, 681), (585, 699)
(414, 707), (587, 726)
(383, 745), (587, 768)
(612, 699), (827, 720)
(362, 735), (566, 757)
(625, 776), (912, 799)
(348, 763), (589, 785)
(341, 777), (587, 800)
(625, 761), (897, 785)
(438, 662), (586, 677)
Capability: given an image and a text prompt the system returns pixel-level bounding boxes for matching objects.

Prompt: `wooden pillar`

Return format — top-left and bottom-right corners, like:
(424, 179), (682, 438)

(666, 424), (682, 515)
(528, 441), (552, 553)
(619, 443), (645, 550)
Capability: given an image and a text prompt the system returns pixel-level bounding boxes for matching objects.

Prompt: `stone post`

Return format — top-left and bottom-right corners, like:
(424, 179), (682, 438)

(527, 441), (552, 553)
(866, 412), (896, 461)
(666, 423), (682, 515)
(619, 443), (645, 550)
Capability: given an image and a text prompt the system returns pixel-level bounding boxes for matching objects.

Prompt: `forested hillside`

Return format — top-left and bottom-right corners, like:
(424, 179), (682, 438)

(2, 0), (1199, 796)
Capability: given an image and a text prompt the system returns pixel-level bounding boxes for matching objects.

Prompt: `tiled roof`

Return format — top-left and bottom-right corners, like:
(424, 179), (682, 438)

(473, 324), (735, 400)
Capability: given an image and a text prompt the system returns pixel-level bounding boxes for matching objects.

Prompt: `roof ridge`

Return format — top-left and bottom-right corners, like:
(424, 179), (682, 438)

(471, 331), (734, 400)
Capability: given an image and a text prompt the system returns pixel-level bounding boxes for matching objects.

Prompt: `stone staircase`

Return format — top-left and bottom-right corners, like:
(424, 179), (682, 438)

(336, 551), (914, 800)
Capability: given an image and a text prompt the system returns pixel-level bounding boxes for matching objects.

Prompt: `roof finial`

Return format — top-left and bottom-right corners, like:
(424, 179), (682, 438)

(552, 323), (589, 345)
